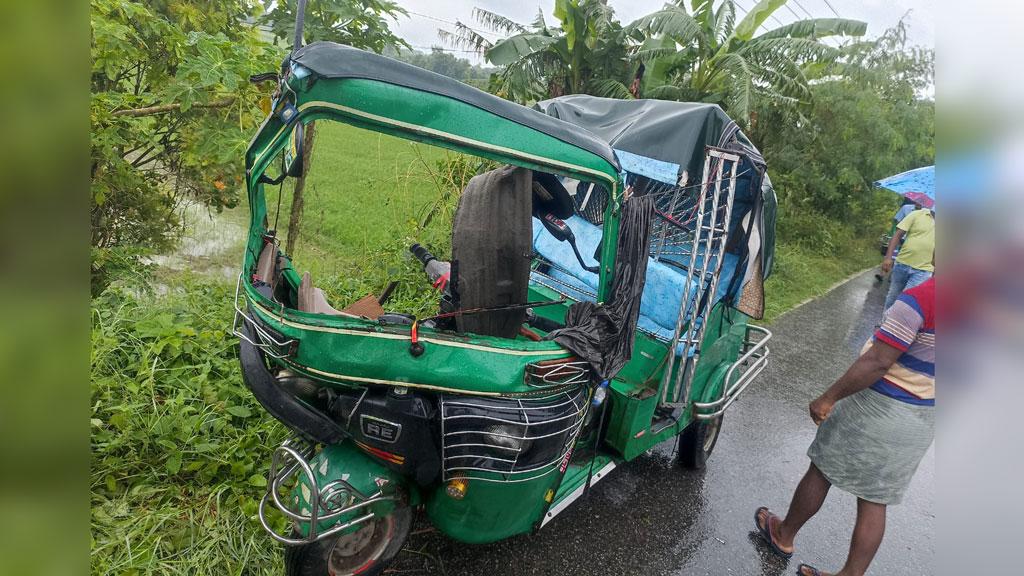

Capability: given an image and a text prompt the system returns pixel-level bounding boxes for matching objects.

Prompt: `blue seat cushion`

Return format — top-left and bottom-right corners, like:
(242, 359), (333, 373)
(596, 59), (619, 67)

(531, 215), (738, 352)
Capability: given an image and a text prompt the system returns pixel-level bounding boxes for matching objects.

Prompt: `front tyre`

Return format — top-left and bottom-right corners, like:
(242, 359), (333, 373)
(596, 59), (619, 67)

(284, 505), (411, 576)
(678, 415), (723, 470)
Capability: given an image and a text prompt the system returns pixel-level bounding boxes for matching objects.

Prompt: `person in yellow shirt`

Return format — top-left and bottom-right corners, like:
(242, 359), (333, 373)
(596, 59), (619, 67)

(881, 208), (934, 311)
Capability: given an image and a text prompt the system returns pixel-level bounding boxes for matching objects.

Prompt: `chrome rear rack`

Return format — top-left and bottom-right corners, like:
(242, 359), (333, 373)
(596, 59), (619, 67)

(659, 147), (742, 409)
(693, 324), (772, 420)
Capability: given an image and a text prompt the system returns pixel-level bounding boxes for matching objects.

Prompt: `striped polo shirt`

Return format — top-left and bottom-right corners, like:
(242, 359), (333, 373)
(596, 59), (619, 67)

(869, 277), (935, 405)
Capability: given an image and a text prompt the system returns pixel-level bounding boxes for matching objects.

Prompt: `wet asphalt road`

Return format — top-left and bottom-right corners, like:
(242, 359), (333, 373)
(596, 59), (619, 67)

(392, 270), (935, 575)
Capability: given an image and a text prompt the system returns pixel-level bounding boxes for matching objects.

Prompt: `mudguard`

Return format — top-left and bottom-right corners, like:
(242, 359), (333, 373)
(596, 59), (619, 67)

(238, 321), (347, 444)
(691, 321), (747, 406)
(291, 441), (420, 539)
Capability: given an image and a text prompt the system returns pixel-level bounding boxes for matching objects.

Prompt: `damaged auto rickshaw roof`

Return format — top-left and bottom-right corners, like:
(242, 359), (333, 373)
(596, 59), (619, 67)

(245, 42), (622, 192)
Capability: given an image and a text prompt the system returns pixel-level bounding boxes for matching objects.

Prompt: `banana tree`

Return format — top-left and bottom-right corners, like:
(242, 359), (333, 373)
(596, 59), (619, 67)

(626, 0), (867, 124)
(440, 0), (634, 103)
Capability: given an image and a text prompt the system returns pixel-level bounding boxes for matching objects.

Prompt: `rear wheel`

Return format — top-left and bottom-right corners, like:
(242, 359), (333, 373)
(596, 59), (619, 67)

(678, 415), (723, 470)
(284, 505), (411, 576)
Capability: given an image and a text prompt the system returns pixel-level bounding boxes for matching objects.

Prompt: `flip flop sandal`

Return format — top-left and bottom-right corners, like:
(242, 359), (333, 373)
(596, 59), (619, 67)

(796, 564), (823, 576)
(754, 506), (794, 559)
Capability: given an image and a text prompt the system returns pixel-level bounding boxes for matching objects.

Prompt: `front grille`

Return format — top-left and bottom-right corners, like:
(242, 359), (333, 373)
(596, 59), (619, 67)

(440, 386), (589, 483)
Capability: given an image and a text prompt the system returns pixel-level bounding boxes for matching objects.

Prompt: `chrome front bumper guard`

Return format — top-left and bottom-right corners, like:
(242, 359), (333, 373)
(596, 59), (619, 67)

(257, 440), (399, 546)
(694, 324), (772, 420)
(232, 273), (296, 360)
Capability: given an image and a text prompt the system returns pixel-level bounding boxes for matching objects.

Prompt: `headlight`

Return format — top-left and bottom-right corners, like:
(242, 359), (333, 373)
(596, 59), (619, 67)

(440, 386), (588, 479)
(483, 423), (532, 454)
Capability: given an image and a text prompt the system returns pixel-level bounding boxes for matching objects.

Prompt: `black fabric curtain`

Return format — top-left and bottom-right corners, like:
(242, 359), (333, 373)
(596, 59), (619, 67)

(548, 195), (655, 380)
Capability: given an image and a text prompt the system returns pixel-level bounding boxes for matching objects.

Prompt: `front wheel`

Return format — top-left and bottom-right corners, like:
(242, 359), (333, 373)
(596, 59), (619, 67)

(678, 415), (723, 470)
(284, 504), (411, 576)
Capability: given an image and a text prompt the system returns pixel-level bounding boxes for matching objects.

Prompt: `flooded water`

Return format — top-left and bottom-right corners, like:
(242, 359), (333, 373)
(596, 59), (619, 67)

(149, 202), (247, 281)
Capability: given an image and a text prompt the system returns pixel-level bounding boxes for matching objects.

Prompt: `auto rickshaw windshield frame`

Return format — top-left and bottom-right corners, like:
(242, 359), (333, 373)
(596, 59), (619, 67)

(243, 44), (626, 315)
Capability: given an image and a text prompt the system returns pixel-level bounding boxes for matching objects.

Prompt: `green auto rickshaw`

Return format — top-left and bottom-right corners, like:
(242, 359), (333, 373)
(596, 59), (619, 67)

(236, 31), (775, 576)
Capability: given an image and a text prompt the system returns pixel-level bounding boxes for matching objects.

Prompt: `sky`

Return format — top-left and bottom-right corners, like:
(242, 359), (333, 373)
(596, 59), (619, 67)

(390, 0), (935, 64)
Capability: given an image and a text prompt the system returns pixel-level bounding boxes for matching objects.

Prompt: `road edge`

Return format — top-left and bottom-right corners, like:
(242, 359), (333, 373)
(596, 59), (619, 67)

(769, 266), (876, 323)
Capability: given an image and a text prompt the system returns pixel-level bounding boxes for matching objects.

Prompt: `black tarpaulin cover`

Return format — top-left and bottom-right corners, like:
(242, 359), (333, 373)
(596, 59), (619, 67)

(547, 195), (655, 380)
(536, 97), (739, 180)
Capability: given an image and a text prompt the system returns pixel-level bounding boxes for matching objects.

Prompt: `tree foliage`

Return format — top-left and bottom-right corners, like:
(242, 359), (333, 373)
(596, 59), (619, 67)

(627, 0), (867, 124)
(90, 0), (280, 255)
(387, 47), (494, 85)
(441, 1), (633, 103)
(445, 0), (867, 119)
(260, 0), (408, 52)
(758, 22), (934, 254)
(90, 0), (410, 287)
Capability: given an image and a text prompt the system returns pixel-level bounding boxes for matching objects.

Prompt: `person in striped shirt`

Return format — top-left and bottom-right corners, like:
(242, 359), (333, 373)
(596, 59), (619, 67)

(754, 277), (935, 576)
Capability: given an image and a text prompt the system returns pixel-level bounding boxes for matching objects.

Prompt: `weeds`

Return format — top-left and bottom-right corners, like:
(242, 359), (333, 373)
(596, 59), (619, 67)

(89, 133), (482, 573)
(91, 279), (286, 575)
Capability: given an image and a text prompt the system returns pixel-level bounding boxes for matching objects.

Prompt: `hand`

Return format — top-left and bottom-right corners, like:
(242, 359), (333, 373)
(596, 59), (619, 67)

(809, 396), (834, 425)
(881, 257), (894, 274)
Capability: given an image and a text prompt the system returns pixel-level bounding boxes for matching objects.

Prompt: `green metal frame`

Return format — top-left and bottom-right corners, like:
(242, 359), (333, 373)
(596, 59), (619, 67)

(245, 75), (622, 299)
(241, 75), (626, 397)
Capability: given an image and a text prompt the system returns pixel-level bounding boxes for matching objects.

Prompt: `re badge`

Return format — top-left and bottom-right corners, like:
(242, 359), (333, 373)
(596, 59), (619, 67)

(360, 415), (402, 443)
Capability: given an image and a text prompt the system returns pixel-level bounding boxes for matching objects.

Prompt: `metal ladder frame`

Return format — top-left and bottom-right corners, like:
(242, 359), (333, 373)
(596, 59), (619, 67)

(658, 147), (741, 409)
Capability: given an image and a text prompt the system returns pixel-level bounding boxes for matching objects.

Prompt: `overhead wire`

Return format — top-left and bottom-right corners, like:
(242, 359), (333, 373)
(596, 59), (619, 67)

(819, 0), (844, 19)
(790, 0), (817, 20)
(730, 0), (775, 34)
(782, 3), (806, 22)
(405, 10), (504, 39)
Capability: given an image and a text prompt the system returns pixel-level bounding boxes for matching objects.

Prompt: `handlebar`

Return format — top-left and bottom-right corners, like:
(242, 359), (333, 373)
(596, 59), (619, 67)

(409, 243), (435, 266)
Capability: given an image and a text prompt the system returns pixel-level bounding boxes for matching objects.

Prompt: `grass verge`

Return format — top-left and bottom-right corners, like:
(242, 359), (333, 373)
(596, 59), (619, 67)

(91, 279), (287, 576)
(762, 237), (879, 324)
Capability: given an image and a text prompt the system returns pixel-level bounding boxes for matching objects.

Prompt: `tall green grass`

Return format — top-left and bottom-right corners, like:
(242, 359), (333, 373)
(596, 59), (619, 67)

(90, 126), (480, 575)
(270, 122), (481, 316)
(763, 237), (878, 323)
(91, 280), (286, 575)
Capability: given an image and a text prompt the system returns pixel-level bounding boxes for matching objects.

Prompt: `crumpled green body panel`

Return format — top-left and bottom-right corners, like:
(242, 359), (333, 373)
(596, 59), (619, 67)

(293, 441), (414, 538)
(604, 303), (749, 459)
(424, 473), (560, 544)
(249, 301), (573, 396)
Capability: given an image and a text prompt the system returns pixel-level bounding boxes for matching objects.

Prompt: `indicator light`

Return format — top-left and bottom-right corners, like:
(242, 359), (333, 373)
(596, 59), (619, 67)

(446, 477), (468, 500)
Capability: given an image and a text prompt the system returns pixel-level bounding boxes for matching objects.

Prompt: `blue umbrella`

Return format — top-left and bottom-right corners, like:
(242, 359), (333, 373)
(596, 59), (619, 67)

(875, 165), (934, 208)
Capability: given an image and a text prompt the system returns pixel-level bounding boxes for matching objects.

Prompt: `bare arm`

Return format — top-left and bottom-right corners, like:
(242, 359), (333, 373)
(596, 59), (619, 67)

(809, 340), (904, 424)
(881, 229), (906, 273)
